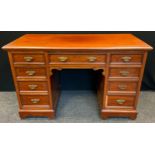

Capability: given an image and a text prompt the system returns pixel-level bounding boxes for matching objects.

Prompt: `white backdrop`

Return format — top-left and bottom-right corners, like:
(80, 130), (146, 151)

(0, 0), (155, 155)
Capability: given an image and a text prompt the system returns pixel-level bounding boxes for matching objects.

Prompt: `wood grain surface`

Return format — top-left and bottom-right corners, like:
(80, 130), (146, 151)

(2, 34), (153, 50)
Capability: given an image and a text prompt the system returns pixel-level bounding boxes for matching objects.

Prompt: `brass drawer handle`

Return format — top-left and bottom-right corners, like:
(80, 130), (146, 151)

(24, 56), (33, 62)
(121, 56), (132, 62)
(118, 84), (127, 90)
(120, 71), (129, 77)
(31, 98), (40, 104)
(58, 57), (68, 62)
(88, 56), (97, 62)
(26, 70), (36, 76)
(28, 84), (38, 90)
(116, 99), (126, 105)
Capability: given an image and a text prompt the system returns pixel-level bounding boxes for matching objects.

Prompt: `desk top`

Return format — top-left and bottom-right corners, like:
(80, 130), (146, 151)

(2, 34), (153, 51)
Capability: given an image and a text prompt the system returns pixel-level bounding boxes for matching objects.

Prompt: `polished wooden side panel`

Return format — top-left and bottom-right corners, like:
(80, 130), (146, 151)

(50, 70), (61, 110)
(96, 70), (105, 108)
(8, 52), (23, 110)
(134, 52), (148, 108)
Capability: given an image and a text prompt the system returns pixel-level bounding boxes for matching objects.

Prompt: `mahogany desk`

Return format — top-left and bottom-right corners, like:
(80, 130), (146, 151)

(2, 34), (153, 119)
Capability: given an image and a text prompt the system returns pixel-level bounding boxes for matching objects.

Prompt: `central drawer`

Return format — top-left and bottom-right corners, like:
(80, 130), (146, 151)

(48, 54), (106, 64)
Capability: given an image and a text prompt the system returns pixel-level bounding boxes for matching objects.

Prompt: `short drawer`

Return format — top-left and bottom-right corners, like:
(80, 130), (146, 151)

(15, 67), (47, 78)
(109, 68), (141, 78)
(108, 81), (138, 92)
(20, 95), (49, 105)
(12, 53), (45, 64)
(107, 95), (135, 107)
(110, 54), (143, 64)
(18, 81), (48, 91)
(49, 54), (106, 64)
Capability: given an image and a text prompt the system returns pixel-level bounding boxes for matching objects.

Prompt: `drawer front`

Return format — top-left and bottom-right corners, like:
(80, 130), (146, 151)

(110, 54), (143, 64)
(15, 67), (47, 78)
(107, 95), (135, 107)
(20, 95), (49, 105)
(108, 81), (138, 91)
(12, 53), (45, 64)
(49, 55), (106, 64)
(109, 68), (141, 78)
(18, 81), (48, 91)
